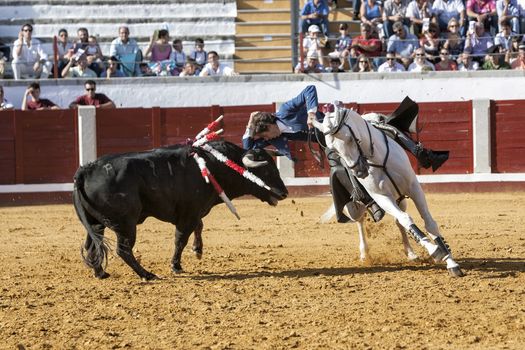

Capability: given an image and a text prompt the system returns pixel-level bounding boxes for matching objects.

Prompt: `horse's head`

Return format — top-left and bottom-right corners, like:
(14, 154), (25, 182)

(312, 107), (370, 179)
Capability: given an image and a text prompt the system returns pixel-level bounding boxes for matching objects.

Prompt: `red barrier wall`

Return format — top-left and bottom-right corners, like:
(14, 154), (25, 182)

(0, 99), (517, 189)
(491, 100), (525, 173)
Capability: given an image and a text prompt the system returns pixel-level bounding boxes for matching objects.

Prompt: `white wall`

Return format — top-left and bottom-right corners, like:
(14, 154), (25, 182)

(2, 70), (525, 109)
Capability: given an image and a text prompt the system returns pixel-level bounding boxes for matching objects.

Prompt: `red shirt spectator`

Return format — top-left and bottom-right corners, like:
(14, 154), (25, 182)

(69, 80), (115, 109)
(351, 23), (382, 58)
(21, 82), (59, 110)
(27, 99), (57, 110)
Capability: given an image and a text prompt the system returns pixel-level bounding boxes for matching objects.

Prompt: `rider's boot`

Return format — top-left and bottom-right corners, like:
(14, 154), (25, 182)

(362, 190), (385, 223)
(396, 133), (449, 172)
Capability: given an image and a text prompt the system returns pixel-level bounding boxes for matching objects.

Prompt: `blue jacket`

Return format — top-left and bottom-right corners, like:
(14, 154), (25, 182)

(242, 85), (323, 160)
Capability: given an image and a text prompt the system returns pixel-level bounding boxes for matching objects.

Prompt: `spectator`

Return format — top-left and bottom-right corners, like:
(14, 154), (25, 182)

(496, 0), (521, 33)
(420, 22), (442, 63)
(383, 0), (411, 38)
(466, 0), (498, 35)
(408, 47), (436, 70)
(0, 85), (14, 110)
(431, 0), (466, 35)
(360, 0), (384, 37)
(294, 51), (324, 73)
(510, 43), (525, 69)
(109, 26), (142, 77)
(442, 18), (465, 58)
(387, 21), (420, 68)
(457, 51), (481, 69)
(325, 57), (346, 72)
(179, 60), (198, 76)
(302, 25), (328, 66)
(72, 27), (89, 53)
(464, 21), (494, 62)
(482, 44), (512, 68)
(61, 54), (98, 78)
(435, 48), (459, 69)
(353, 54), (374, 71)
(406, 0), (432, 36)
(188, 38), (207, 73)
(494, 19), (517, 51)
(0, 38), (10, 67)
(69, 80), (116, 109)
(199, 51), (237, 76)
(139, 62), (156, 77)
(328, 23), (352, 70)
(102, 56), (125, 78)
(170, 39), (186, 73)
(377, 52), (407, 71)
(72, 27), (103, 76)
(145, 29), (172, 62)
(56, 29), (74, 75)
(11, 23), (52, 80)
(85, 35), (104, 76)
(350, 22), (383, 69)
(21, 82), (59, 110)
(300, 0), (330, 35)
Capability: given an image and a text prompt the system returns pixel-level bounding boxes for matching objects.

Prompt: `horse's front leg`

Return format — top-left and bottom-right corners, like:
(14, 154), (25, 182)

(356, 216), (369, 262)
(372, 194), (443, 263)
(409, 183), (464, 277)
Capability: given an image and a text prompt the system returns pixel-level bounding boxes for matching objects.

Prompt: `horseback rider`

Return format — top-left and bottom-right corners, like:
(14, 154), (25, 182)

(242, 85), (448, 222)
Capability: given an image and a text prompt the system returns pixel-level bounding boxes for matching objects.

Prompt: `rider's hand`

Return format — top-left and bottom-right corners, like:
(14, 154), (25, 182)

(307, 112), (316, 129)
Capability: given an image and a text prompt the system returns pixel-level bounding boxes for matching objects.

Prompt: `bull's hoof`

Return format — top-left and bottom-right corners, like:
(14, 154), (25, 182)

(95, 271), (110, 279)
(448, 267), (465, 278)
(141, 272), (160, 281)
(192, 247), (203, 260)
(171, 264), (184, 274)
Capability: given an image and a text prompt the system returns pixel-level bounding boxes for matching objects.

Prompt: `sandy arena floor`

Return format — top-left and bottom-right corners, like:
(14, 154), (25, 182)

(1, 192), (525, 349)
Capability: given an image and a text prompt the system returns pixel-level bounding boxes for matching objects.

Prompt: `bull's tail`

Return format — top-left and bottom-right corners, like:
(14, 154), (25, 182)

(73, 168), (110, 271)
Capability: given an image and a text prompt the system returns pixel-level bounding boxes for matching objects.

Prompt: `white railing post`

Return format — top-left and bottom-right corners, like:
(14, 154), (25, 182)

(472, 99), (491, 174)
(78, 106), (97, 166)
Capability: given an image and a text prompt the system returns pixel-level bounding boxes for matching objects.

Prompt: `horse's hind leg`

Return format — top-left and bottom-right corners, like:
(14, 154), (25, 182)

(396, 199), (418, 261)
(115, 225), (159, 280)
(409, 183), (464, 277)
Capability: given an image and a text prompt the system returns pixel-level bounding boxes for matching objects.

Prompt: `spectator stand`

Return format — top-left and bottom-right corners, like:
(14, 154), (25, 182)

(0, 0), (236, 78)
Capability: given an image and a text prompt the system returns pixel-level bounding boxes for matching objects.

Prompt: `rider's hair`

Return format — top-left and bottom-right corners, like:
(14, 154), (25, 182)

(252, 112), (276, 134)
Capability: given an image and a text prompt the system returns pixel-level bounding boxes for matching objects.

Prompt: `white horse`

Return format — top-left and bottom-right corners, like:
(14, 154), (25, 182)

(313, 107), (464, 277)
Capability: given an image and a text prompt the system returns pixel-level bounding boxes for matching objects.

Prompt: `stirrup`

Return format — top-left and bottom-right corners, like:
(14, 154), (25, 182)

(366, 202), (385, 223)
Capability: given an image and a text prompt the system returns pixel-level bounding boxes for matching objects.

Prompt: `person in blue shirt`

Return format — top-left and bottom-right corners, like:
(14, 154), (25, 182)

(242, 85), (448, 223)
(300, 0), (330, 35)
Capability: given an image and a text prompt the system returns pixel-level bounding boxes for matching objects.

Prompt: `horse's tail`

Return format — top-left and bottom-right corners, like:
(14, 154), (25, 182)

(73, 167), (110, 270)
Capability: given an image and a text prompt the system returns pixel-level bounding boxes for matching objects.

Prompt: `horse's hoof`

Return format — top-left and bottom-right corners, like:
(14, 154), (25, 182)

(407, 252), (419, 261)
(95, 271), (110, 279)
(448, 267), (465, 278)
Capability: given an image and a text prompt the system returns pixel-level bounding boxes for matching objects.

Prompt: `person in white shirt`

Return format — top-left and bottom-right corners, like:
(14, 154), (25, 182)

(377, 52), (407, 71)
(408, 48), (435, 71)
(0, 85), (14, 110)
(11, 23), (52, 80)
(199, 51), (236, 77)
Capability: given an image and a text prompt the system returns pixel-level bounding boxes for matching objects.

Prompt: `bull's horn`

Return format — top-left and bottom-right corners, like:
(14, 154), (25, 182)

(242, 153), (268, 168)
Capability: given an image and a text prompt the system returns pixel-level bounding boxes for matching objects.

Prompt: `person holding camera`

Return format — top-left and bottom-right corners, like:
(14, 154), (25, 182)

(61, 53), (98, 78)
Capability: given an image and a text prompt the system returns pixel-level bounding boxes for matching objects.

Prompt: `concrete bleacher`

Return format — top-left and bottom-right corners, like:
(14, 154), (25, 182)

(234, 0), (361, 74)
(0, 0), (237, 77)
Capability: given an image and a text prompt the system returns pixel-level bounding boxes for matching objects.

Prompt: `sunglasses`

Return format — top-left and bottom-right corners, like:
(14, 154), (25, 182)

(85, 88), (95, 91)
(59, 33), (68, 37)
(23, 28), (32, 32)
(359, 60), (368, 63)
(387, 58), (395, 61)
(440, 52), (449, 55)
(415, 53), (423, 56)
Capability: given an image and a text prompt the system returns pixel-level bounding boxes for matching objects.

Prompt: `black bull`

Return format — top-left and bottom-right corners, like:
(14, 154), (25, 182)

(73, 141), (288, 280)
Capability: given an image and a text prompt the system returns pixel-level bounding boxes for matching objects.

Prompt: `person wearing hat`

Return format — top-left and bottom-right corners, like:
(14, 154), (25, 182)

(294, 51), (324, 73)
(302, 25), (328, 67)
(300, 0), (330, 35)
(510, 44), (525, 70)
